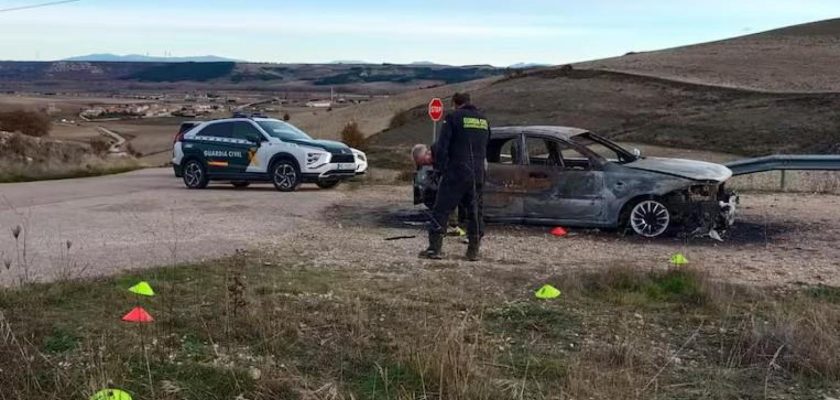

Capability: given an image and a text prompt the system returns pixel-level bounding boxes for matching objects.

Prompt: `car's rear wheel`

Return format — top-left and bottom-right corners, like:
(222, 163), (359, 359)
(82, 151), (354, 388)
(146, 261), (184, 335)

(231, 181), (250, 188)
(182, 160), (209, 189)
(271, 160), (300, 192)
(629, 199), (671, 238)
(316, 179), (340, 189)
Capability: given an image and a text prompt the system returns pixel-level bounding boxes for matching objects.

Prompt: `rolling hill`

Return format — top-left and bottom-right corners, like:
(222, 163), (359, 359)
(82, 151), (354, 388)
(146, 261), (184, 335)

(369, 19), (840, 156)
(576, 18), (840, 93)
(0, 61), (504, 94)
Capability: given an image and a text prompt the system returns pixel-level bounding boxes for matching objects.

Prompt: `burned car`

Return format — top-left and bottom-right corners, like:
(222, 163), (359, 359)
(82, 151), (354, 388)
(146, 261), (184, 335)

(414, 126), (738, 238)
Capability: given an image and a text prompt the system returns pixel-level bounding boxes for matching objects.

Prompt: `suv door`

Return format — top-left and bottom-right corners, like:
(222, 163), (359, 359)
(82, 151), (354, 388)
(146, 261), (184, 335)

(192, 121), (237, 175)
(229, 121), (266, 174)
(522, 135), (608, 225)
(484, 134), (528, 222)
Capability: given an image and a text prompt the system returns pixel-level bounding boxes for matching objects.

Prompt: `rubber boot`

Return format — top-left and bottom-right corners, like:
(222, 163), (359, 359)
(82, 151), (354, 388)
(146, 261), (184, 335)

(466, 236), (481, 262)
(419, 232), (444, 259)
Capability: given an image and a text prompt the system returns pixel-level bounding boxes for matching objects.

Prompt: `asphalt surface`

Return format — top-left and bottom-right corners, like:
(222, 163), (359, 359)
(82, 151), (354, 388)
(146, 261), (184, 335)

(0, 168), (343, 286)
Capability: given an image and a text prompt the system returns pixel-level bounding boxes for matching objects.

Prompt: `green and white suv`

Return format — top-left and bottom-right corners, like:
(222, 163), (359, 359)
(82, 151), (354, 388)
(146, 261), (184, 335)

(172, 116), (367, 191)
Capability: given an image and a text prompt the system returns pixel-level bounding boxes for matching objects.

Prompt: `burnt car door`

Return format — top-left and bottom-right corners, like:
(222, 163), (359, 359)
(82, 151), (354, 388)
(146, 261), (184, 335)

(484, 134), (528, 222)
(521, 135), (608, 225)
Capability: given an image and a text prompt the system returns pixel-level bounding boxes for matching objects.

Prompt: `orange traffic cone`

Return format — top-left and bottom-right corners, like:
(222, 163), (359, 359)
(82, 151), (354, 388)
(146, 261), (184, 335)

(121, 307), (154, 323)
(550, 227), (568, 237)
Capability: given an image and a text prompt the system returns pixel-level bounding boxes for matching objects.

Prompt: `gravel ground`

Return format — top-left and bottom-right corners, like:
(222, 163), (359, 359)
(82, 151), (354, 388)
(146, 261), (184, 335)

(1, 170), (838, 288)
(0, 168), (344, 286)
(312, 185), (840, 288)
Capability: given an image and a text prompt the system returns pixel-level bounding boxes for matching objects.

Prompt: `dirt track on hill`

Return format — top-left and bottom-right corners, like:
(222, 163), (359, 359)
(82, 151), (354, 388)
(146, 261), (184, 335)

(1, 171), (838, 288)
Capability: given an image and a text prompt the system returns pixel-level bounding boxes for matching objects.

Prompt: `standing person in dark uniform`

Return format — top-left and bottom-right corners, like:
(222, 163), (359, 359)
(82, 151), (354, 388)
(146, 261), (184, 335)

(420, 92), (490, 261)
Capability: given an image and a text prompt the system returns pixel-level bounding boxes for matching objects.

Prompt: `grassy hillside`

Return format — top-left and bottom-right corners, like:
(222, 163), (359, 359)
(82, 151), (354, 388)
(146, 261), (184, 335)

(576, 18), (840, 92)
(370, 69), (840, 156)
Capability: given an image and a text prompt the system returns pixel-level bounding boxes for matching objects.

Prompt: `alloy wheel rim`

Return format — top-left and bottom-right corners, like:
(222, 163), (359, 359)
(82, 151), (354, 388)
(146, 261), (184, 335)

(630, 200), (670, 237)
(274, 164), (296, 189)
(184, 163), (201, 187)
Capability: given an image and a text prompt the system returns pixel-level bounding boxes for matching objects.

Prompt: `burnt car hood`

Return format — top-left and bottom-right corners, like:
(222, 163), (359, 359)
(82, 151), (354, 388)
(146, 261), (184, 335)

(624, 157), (733, 182)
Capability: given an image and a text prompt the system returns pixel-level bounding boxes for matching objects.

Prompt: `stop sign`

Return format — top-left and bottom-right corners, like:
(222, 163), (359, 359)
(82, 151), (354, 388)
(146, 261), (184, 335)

(428, 98), (444, 122)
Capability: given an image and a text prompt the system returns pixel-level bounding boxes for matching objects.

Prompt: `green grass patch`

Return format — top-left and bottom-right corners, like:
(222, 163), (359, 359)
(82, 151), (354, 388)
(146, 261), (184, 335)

(486, 301), (579, 340)
(347, 361), (426, 400)
(42, 327), (79, 353)
(579, 267), (709, 307)
(807, 284), (840, 304)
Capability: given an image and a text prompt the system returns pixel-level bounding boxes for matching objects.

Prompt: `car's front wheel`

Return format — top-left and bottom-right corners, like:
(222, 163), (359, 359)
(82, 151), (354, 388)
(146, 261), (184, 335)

(182, 160), (209, 189)
(271, 160), (300, 192)
(316, 179), (340, 189)
(629, 199), (671, 238)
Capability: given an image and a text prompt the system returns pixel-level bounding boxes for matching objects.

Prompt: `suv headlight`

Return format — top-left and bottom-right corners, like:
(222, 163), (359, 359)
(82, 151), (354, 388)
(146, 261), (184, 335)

(307, 152), (326, 165)
(352, 149), (366, 162)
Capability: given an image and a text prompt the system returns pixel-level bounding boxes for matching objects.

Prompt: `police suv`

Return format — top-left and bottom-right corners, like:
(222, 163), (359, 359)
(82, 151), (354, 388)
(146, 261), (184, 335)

(172, 116), (368, 191)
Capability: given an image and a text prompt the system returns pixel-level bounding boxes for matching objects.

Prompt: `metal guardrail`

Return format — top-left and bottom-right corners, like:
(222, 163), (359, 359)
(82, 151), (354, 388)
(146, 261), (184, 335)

(725, 155), (840, 176)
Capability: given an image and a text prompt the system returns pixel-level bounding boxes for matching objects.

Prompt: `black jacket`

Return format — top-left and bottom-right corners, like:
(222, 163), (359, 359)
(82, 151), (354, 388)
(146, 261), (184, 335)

(432, 104), (490, 181)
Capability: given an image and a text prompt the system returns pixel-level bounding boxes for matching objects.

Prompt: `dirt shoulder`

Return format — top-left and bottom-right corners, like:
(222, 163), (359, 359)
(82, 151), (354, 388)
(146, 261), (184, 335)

(319, 185), (840, 288)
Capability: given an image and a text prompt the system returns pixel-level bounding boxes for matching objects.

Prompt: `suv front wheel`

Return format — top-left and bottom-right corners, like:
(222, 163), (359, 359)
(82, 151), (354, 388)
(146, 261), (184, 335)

(183, 159), (209, 189)
(271, 160), (301, 192)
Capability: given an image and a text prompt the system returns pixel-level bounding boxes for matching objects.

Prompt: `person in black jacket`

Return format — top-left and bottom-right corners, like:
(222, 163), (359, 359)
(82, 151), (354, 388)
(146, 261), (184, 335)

(420, 92), (490, 261)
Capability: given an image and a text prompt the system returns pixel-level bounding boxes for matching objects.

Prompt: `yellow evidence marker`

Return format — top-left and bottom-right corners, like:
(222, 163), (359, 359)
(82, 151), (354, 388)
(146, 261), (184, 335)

(128, 281), (155, 296)
(670, 253), (689, 266)
(535, 284), (561, 300)
(90, 389), (132, 400)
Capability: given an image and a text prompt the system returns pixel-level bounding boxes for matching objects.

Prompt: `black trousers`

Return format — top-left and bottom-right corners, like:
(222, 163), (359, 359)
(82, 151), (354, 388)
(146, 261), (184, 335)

(430, 176), (484, 238)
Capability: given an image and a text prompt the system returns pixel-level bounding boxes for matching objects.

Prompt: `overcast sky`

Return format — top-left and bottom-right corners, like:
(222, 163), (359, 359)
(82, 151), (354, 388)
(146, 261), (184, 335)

(0, 0), (839, 65)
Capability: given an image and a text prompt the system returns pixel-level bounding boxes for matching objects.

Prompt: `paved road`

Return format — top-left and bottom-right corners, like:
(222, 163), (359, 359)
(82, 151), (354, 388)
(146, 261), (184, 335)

(0, 168), (343, 285)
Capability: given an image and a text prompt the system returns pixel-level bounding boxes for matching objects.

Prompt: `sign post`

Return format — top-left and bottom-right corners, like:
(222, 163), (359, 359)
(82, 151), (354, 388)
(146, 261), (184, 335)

(428, 98), (444, 143)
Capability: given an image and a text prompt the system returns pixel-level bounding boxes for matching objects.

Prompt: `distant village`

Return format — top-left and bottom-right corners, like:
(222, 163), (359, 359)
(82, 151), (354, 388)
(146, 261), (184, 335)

(73, 91), (372, 120)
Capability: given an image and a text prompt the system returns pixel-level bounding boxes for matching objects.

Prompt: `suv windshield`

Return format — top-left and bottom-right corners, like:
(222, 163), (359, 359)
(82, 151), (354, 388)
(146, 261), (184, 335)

(256, 120), (313, 141)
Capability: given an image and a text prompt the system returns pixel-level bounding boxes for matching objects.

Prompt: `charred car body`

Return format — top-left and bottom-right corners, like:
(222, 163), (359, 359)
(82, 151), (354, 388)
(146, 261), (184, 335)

(414, 126), (738, 238)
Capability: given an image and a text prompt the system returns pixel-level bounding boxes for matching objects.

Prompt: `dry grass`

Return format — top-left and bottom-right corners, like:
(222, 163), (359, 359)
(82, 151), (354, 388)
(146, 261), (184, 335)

(291, 77), (499, 140)
(0, 251), (839, 399)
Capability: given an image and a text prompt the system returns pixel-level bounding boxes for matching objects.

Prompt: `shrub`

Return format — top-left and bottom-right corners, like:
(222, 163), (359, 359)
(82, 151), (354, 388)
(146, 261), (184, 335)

(6, 133), (27, 156)
(0, 110), (51, 137)
(282, 112), (291, 121)
(341, 121), (367, 150)
(89, 137), (111, 155)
